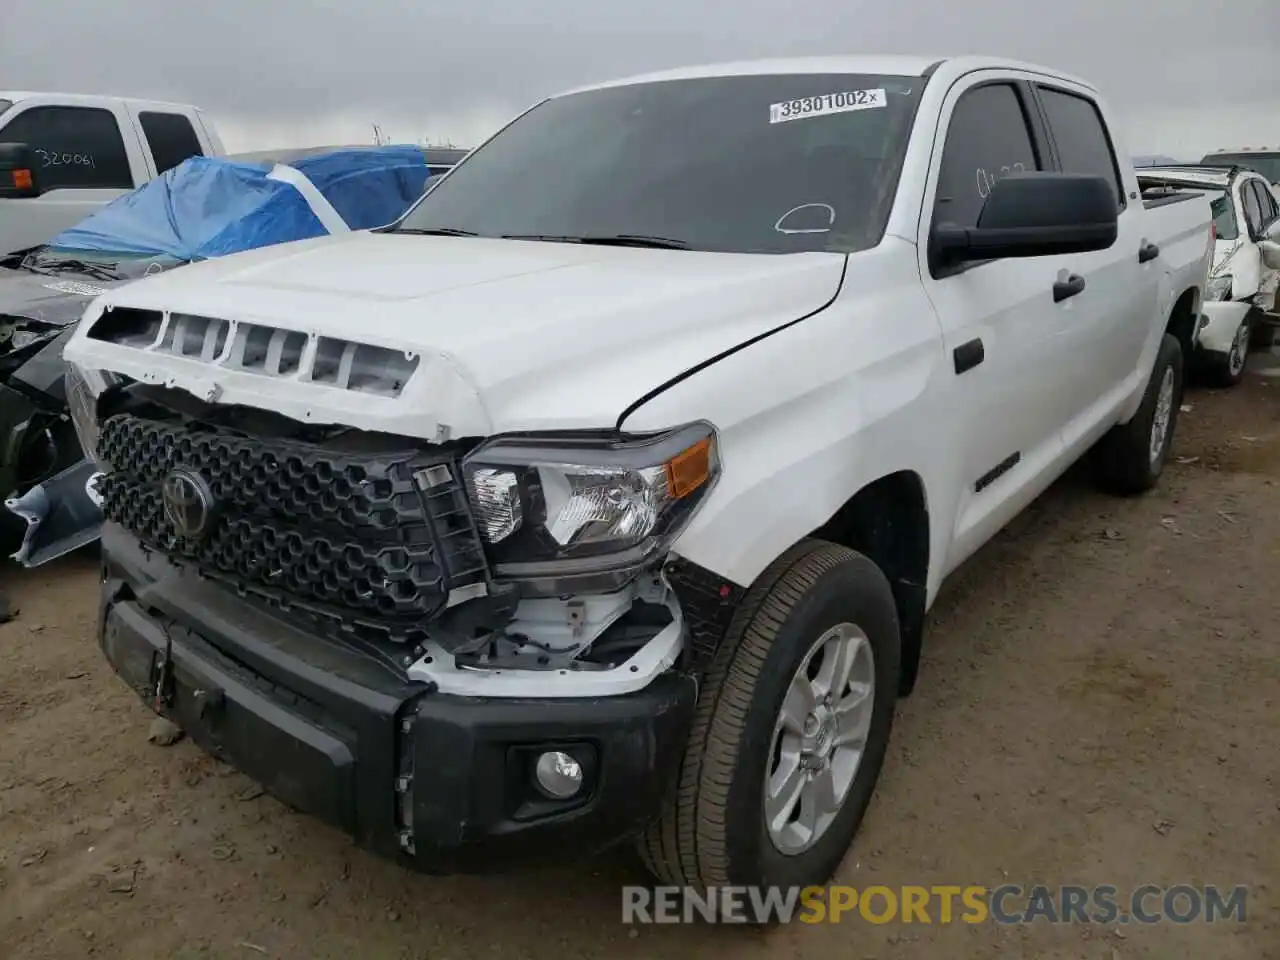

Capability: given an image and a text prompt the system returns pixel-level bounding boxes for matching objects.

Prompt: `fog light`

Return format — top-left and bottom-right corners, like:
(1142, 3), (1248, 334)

(534, 750), (583, 799)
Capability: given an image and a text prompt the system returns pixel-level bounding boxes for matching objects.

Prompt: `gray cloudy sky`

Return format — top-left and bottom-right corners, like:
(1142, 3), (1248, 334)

(5, 0), (1278, 157)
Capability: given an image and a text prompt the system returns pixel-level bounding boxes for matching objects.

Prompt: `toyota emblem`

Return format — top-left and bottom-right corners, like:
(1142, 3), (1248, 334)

(161, 468), (217, 540)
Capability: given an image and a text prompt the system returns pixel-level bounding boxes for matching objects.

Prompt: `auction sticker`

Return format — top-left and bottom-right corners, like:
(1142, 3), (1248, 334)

(769, 89), (886, 124)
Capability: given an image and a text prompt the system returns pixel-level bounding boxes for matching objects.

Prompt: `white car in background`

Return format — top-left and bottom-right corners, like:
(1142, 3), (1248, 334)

(0, 92), (226, 257)
(1141, 164), (1279, 385)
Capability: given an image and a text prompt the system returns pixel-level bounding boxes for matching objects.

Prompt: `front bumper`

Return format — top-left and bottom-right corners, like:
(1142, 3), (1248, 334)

(97, 525), (697, 873)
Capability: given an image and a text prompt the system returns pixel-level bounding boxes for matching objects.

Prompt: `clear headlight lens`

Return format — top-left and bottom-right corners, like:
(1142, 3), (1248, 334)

(462, 422), (720, 584)
(1206, 274), (1234, 302)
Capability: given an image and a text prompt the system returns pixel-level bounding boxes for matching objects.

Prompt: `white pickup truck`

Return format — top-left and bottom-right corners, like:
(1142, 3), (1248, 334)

(64, 55), (1212, 891)
(0, 92), (225, 256)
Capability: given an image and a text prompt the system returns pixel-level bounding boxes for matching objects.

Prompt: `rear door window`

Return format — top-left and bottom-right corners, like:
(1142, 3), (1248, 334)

(1036, 87), (1126, 210)
(138, 111), (204, 174)
(0, 105), (133, 189)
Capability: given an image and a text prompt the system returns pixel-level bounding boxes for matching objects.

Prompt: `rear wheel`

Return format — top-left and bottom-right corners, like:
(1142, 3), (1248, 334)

(1093, 332), (1183, 495)
(638, 540), (900, 889)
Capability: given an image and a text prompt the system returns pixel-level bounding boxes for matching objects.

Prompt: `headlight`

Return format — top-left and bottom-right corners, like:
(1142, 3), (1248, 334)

(461, 422), (720, 589)
(1206, 274), (1234, 302)
(64, 362), (119, 466)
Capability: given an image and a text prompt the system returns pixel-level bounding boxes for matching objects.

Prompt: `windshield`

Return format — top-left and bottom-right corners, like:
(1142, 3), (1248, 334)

(1209, 191), (1239, 241)
(394, 73), (923, 254)
(1201, 153), (1280, 183)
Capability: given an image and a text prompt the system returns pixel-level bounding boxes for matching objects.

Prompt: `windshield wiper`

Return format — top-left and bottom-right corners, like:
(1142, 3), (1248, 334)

(578, 234), (689, 250)
(502, 234), (583, 243)
(393, 227), (480, 237)
(23, 257), (123, 281)
(502, 233), (690, 250)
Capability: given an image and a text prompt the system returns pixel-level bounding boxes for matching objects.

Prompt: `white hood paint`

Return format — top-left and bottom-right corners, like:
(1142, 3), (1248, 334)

(66, 232), (845, 438)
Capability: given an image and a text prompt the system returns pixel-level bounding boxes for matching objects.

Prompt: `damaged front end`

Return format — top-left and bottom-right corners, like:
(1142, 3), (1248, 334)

(0, 259), (119, 566)
(0, 319), (101, 564)
(87, 373), (721, 695)
(65, 297), (744, 870)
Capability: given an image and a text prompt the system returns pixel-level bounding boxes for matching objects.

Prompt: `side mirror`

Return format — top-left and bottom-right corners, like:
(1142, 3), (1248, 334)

(1260, 220), (1280, 272)
(0, 142), (39, 199)
(931, 173), (1118, 268)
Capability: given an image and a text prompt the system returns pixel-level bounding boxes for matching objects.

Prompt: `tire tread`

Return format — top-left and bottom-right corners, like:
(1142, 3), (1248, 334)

(639, 539), (867, 886)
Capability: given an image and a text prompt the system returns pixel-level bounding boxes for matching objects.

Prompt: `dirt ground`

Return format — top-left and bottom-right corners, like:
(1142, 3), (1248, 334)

(2, 356), (1278, 960)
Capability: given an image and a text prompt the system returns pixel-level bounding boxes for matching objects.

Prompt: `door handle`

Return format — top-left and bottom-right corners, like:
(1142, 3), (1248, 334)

(1138, 242), (1160, 264)
(953, 337), (985, 374)
(1053, 274), (1086, 303)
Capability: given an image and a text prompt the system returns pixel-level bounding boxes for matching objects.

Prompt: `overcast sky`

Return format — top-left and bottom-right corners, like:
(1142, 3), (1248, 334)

(5, 0), (1278, 158)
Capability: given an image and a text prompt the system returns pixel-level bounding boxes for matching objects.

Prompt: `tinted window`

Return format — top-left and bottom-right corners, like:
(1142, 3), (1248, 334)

(1250, 180), (1278, 225)
(1240, 180), (1263, 236)
(933, 83), (1041, 230)
(395, 73), (923, 254)
(1037, 88), (1125, 209)
(1209, 191), (1238, 241)
(0, 105), (132, 189)
(138, 111), (203, 174)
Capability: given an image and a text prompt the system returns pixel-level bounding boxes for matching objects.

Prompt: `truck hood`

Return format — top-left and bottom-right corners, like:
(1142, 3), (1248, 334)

(67, 232), (846, 437)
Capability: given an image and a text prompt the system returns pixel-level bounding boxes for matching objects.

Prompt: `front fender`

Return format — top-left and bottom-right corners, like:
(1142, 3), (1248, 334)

(1198, 300), (1252, 354)
(621, 246), (948, 592)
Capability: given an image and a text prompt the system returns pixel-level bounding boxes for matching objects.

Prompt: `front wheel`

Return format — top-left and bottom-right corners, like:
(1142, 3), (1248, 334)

(638, 540), (901, 889)
(1205, 311), (1253, 387)
(1093, 332), (1184, 496)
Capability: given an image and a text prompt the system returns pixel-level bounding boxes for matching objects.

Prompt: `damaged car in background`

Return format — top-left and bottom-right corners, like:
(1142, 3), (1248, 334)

(1, 144), (456, 567)
(1140, 163), (1279, 385)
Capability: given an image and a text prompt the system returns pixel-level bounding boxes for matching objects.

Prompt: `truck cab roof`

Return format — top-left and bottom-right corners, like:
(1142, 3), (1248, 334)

(562, 54), (1098, 96)
(0, 91), (206, 113)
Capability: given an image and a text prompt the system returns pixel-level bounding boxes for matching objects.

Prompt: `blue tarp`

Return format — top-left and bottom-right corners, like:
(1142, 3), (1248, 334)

(47, 145), (432, 261)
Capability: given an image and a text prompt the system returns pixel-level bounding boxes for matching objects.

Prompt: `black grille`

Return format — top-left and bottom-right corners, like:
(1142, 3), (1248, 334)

(97, 413), (489, 641)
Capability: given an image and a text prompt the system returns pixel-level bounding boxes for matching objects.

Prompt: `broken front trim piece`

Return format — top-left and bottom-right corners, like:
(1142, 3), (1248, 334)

(406, 575), (686, 698)
(5, 459), (104, 567)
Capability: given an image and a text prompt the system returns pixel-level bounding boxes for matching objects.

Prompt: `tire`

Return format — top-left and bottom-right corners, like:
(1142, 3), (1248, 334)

(1093, 332), (1184, 495)
(1204, 311), (1253, 388)
(638, 539), (901, 890)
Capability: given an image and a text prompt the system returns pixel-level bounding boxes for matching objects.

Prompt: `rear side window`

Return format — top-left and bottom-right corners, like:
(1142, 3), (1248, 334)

(138, 111), (204, 174)
(0, 105), (132, 189)
(1037, 87), (1126, 210)
(934, 83), (1042, 230)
